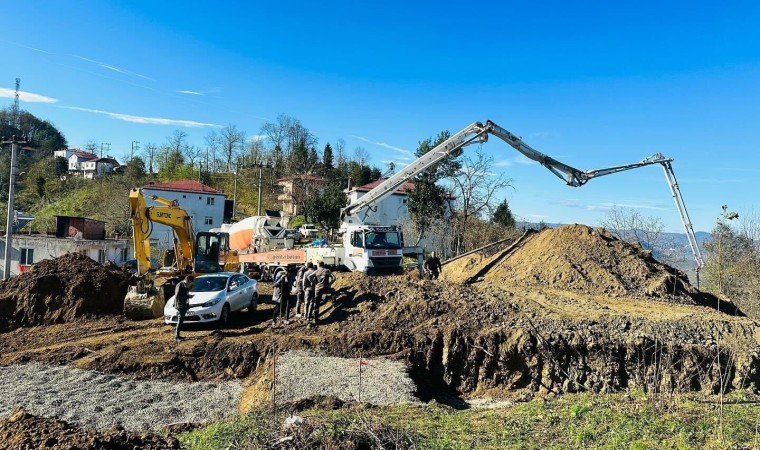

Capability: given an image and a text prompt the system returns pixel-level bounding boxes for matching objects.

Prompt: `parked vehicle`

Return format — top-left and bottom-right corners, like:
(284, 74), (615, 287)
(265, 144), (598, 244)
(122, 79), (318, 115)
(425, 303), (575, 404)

(163, 272), (258, 326)
(298, 223), (319, 239)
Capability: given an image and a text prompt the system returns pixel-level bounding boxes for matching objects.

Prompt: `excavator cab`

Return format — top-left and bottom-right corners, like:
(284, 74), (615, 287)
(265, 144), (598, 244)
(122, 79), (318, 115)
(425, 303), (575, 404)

(194, 232), (229, 273)
(194, 231), (239, 274)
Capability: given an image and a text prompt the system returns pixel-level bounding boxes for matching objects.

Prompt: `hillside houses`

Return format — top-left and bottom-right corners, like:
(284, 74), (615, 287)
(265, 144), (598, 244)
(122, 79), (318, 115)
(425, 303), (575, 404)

(53, 149), (121, 178)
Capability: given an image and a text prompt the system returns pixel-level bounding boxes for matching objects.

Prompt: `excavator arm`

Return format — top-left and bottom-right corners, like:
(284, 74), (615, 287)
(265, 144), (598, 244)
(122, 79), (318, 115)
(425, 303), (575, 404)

(129, 188), (195, 276)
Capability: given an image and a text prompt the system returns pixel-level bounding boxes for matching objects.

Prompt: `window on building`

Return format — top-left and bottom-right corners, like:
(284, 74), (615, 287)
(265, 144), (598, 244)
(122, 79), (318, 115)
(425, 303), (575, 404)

(121, 248), (129, 261)
(20, 248), (34, 265)
(205, 216), (213, 225)
(98, 249), (106, 264)
(207, 197), (215, 206)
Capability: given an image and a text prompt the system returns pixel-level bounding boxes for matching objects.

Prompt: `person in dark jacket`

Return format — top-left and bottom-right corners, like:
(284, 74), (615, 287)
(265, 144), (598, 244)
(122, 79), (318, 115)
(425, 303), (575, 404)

(293, 265), (307, 317)
(423, 251), (442, 280)
(271, 267), (289, 325)
(174, 275), (194, 341)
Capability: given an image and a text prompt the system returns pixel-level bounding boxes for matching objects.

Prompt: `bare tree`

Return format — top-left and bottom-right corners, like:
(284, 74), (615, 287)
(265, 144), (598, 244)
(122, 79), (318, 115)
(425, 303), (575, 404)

(142, 142), (158, 174)
(84, 140), (98, 154)
(353, 146), (370, 168)
(204, 130), (221, 173)
(447, 147), (512, 255)
(220, 124), (245, 172)
(600, 207), (667, 251)
(260, 114), (290, 153)
(183, 144), (204, 169)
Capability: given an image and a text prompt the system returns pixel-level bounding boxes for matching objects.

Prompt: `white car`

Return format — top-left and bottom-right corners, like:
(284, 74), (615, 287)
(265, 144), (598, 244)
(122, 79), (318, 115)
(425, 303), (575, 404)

(164, 272), (258, 325)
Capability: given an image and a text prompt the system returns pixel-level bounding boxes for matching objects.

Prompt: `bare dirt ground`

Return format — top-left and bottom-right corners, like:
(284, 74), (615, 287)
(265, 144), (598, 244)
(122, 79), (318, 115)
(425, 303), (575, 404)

(0, 224), (758, 446)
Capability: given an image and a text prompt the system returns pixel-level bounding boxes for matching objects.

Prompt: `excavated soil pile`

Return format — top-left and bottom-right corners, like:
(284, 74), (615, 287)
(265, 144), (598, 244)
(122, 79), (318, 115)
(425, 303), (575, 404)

(0, 253), (131, 333)
(0, 407), (181, 450)
(471, 224), (694, 301)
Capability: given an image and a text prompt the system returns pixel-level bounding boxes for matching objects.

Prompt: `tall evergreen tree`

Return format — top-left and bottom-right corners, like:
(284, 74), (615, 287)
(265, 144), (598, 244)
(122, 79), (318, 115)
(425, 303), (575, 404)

(322, 142), (334, 176)
(492, 198), (516, 229)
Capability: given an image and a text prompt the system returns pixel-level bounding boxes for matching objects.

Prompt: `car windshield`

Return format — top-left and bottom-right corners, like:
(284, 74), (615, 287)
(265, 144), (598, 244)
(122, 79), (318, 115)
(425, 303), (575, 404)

(364, 231), (402, 249)
(191, 276), (228, 292)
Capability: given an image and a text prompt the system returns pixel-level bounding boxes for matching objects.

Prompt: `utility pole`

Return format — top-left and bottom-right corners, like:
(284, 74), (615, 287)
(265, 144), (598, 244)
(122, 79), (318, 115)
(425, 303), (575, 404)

(232, 162), (238, 220)
(11, 78), (20, 129)
(131, 141), (140, 160)
(2, 136), (26, 280)
(252, 161), (272, 216)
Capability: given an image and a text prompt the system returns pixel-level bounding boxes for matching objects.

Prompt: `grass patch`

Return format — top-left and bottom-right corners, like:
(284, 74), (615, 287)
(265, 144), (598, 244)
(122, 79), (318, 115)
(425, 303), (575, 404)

(180, 392), (760, 449)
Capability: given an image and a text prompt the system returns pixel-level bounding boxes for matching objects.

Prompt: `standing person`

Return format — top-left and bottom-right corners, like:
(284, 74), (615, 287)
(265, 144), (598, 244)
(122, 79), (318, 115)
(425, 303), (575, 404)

(314, 261), (336, 324)
(423, 251), (442, 280)
(303, 262), (317, 323)
(174, 275), (194, 341)
(293, 264), (307, 317)
(271, 267), (289, 325)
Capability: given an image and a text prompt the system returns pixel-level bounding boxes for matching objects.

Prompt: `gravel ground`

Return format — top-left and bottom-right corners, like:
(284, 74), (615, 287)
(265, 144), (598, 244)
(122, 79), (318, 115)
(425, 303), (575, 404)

(274, 351), (418, 405)
(0, 363), (243, 432)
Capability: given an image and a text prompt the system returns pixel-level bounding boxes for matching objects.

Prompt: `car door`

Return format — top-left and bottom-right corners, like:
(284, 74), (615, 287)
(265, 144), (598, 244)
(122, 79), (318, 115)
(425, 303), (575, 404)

(237, 274), (253, 310)
(229, 275), (248, 311)
(226, 276), (241, 310)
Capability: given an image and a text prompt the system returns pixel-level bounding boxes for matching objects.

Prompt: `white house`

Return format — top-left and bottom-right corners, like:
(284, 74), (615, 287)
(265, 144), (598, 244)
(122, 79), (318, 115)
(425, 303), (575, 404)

(141, 180), (227, 248)
(346, 178), (416, 226)
(53, 148), (99, 173)
(82, 157), (119, 179)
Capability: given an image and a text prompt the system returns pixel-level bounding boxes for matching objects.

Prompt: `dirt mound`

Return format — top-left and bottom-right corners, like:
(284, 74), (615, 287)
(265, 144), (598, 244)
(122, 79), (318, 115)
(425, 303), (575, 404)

(0, 253), (131, 333)
(474, 224), (694, 301)
(0, 407), (180, 450)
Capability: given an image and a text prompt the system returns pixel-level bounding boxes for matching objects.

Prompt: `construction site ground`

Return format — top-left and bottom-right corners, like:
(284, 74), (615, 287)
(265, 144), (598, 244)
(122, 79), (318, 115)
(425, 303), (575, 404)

(1, 225), (759, 448)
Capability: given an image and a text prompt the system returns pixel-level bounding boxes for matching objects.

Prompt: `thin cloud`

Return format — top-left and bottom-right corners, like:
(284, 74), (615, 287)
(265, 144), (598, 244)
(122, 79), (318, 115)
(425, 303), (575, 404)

(178, 90), (203, 96)
(71, 54), (153, 80)
(351, 135), (414, 160)
(529, 213), (548, 219)
(514, 155), (538, 165)
(0, 88), (58, 103)
(495, 155), (537, 167)
(61, 106), (220, 128)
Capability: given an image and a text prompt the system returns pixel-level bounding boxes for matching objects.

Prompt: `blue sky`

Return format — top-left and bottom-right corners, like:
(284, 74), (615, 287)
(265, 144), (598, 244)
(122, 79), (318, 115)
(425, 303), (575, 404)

(1, 1), (758, 233)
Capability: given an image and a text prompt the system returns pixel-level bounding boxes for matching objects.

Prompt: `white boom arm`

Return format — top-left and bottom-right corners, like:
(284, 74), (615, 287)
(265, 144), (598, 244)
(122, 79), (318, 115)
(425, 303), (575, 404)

(342, 119), (705, 272)
(341, 122), (489, 221)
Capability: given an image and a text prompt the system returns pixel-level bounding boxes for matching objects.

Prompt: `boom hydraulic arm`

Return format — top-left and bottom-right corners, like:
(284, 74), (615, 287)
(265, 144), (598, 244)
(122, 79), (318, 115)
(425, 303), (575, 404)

(341, 120), (704, 273)
(129, 188), (196, 276)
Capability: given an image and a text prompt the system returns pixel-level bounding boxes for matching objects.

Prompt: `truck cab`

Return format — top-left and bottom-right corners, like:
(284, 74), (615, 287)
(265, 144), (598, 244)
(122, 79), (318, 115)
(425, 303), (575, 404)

(342, 224), (404, 274)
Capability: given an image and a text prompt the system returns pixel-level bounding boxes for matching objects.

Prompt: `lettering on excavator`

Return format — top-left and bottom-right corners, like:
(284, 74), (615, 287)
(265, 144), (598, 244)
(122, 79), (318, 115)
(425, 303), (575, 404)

(156, 212), (172, 219)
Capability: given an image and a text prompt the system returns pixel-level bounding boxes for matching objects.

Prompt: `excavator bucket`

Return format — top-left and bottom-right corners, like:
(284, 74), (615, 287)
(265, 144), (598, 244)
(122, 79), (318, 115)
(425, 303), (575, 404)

(123, 278), (175, 320)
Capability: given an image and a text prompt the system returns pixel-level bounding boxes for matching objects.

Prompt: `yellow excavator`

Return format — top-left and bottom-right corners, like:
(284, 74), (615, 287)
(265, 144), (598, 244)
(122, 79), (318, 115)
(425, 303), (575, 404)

(124, 188), (239, 319)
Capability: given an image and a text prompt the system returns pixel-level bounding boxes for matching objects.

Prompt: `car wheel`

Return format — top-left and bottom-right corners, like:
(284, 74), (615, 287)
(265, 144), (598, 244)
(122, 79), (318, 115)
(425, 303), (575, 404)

(219, 303), (231, 326)
(248, 293), (258, 313)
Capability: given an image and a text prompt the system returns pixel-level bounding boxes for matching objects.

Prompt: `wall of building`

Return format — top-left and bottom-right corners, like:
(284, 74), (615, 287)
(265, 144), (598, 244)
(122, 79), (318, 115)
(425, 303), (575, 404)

(348, 191), (410, 226)
(0, 236), (132, 278)
(141, 188), (226, 248)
